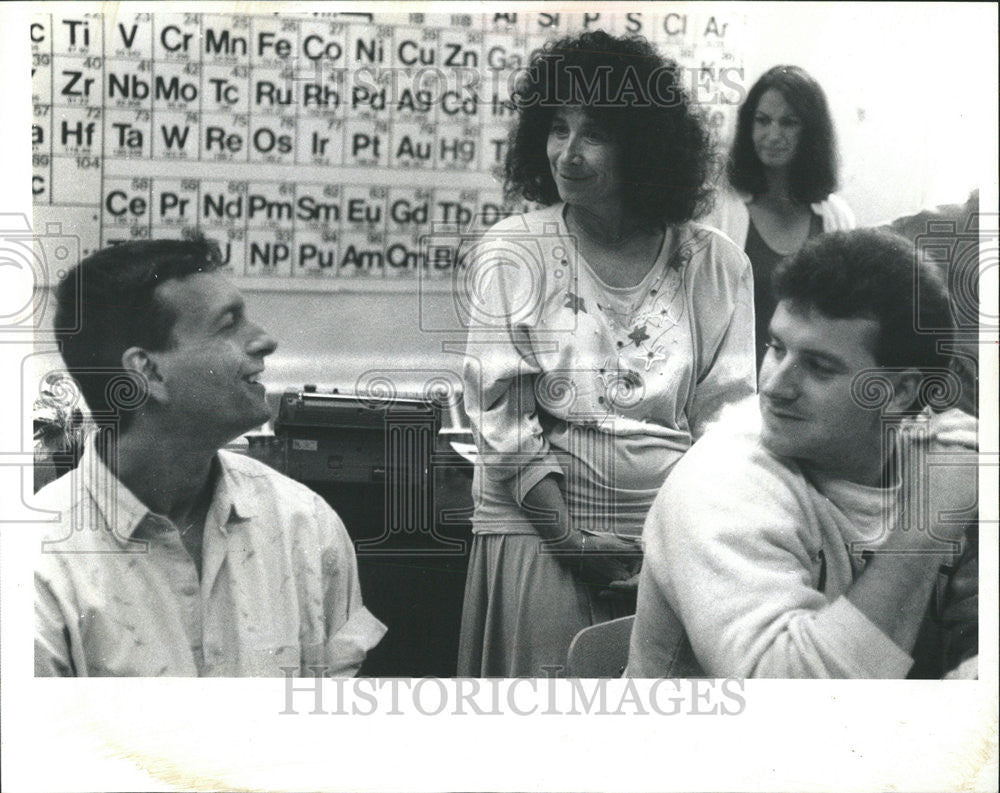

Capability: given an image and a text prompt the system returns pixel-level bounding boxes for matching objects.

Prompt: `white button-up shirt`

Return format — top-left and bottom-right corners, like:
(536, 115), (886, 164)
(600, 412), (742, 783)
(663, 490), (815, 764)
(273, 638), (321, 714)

(35, 435), (386, 677)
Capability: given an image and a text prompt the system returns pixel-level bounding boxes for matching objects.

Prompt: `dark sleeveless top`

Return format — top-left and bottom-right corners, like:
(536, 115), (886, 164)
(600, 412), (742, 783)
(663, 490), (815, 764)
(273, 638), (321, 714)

(745, 212), (824, 368)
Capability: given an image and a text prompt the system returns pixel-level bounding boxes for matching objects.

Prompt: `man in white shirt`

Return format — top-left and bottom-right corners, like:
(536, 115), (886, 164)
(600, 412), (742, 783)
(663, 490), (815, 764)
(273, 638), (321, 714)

(628, 228), (978, 678)
(35, 236), (386, 676)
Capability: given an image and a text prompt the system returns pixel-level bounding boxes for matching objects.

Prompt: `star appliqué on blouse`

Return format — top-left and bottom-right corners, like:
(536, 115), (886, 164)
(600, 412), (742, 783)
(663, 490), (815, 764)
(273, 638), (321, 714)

(635, 348), (668, 371)
(627, 324), (650, 347)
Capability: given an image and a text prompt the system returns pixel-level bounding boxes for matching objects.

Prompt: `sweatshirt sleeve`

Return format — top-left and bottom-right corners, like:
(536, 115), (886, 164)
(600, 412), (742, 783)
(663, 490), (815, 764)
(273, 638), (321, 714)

(644, 437), (913, 678)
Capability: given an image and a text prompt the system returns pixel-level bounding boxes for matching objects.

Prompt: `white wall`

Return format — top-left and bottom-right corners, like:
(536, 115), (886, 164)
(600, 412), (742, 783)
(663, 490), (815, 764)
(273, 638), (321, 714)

(739, 2), (997, 225)
(243, 286), (466, 394)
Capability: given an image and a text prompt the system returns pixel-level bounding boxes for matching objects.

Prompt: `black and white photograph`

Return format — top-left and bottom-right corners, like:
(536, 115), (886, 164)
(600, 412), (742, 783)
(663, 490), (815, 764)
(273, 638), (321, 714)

(1, 1), (997, 791)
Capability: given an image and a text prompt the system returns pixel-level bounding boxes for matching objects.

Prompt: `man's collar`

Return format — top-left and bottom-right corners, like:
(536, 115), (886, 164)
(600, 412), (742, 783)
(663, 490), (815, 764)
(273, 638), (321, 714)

(212, 450), (258, 521)
(79, 432), (255, 543)
(78, 432), (158, 545)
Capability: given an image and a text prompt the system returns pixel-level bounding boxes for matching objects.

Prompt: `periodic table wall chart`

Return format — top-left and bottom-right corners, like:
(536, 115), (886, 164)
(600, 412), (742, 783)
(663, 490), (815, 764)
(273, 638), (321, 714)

(31, 9), (745, 288)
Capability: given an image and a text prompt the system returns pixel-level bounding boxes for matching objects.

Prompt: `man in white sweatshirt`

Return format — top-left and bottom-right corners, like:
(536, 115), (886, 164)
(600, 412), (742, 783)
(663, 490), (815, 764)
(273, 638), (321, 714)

(628, 228), (978, 678)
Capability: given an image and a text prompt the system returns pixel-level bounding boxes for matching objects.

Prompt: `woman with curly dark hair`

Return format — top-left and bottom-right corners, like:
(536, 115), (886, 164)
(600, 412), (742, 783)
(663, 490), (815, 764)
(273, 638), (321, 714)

(707, 65), (856, 367)
(458, 30), (756, 677)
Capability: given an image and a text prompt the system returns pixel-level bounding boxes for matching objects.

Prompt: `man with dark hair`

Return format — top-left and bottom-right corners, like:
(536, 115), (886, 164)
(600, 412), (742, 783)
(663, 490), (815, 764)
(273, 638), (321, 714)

(35, 237), (385, 676)
(628, 228), (978, 678)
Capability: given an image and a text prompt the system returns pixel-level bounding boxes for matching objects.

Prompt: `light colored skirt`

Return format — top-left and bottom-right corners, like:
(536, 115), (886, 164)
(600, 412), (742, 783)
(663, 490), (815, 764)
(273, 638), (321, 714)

(457, 533), (636, 677)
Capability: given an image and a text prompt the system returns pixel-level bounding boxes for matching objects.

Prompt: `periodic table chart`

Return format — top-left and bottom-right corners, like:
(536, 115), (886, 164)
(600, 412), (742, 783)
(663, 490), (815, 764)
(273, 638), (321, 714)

(31, 9), (745, 288)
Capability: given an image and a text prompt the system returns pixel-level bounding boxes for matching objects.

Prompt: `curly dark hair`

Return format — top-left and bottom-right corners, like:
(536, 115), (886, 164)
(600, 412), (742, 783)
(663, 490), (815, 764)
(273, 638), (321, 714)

(727, 65), (838, 204)
(503, 30), (713, 226)
(773, 228), (952, 376)
(53, 235), (224, 426)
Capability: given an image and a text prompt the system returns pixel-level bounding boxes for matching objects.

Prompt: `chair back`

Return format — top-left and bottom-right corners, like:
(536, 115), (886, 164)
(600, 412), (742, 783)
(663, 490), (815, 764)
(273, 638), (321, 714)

(566, 615), (636, 677)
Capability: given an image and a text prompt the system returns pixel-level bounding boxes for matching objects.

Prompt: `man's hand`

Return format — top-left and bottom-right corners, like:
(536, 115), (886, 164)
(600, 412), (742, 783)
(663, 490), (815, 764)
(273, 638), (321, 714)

(904, 409), (978, 547)
(847, 409), (979, 653)
(606, 571), (642, 591)
(577, 533), (641, 587)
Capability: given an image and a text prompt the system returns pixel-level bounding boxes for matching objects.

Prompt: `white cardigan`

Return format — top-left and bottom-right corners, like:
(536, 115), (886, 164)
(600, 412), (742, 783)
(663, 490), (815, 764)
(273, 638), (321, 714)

(702, 188), (856, 247)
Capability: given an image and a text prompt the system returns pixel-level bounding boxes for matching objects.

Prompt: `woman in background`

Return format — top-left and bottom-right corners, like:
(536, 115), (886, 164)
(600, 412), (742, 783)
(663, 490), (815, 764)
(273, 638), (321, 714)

(707, 65), (855, 367)
(458, 31), (756, 677)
